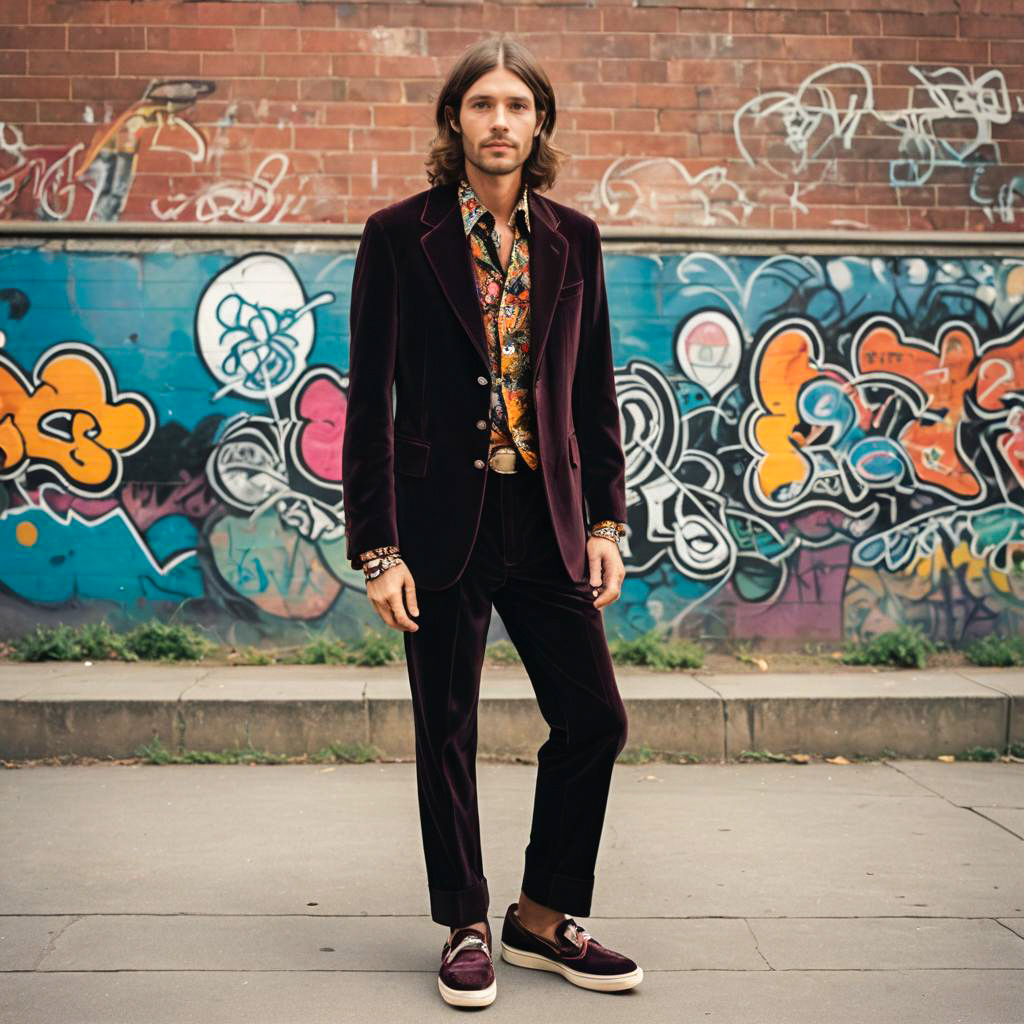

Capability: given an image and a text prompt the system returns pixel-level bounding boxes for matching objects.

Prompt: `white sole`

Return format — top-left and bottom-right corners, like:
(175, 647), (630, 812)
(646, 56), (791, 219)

(500, 941), (643, 991)
(438, 975), (497, 1007)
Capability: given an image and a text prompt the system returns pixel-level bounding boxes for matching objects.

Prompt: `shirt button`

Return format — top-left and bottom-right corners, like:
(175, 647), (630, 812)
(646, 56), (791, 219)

(476, 419), (487, 430)
(473, 458), (486, 469)
(477, 375), (488, 385)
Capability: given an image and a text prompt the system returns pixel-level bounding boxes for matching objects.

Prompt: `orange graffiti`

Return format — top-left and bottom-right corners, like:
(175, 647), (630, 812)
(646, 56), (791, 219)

(856, 321), (979, 497)
(750, 325), (820, 502)
(0, 346), (153, 492)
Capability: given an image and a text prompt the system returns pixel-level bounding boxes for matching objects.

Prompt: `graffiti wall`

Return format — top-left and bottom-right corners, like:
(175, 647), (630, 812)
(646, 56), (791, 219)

(1, 240), (1022, 647)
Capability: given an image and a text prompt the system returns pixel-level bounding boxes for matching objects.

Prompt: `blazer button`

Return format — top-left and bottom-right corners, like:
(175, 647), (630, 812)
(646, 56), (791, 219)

(476, 419), (487, 430)
(473, 458), (485, 469)
(477, 375), (488, 385)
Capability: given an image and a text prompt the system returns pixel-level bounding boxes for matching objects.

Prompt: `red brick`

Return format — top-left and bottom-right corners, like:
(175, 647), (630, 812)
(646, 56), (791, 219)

(263, 3), (337, 28)
(294, 125), (352, 151)
(228, 78), (298, 101)
(70, 25), (144, 49)
(374, 103), (433, 128)
(423, 29), (486, 56)
(826, 12), (881, 35)
(652, 34), (712, 60)
(575, 33), (652, 59)
(262, 52), (331, 78)
(564, 109), (614, 131)
(0, 0), (29, 24)
(634, 82), (697, 108)
(323, 103), (374, 126)
(581, 82), (637, 108)
(119, 50), (202, 76)
(599, 59), (666, 82)
(300, 78), (346, 103)
(598, 129), (698, 158)
(29, 0), (106, 24)
(194, 2), (261, 26)
(676, 10), (729, 33)
(29, 49), (114, 75)
(107, 2), (196, 26)
(1, 98), (36, 120)
(882, 12), (957, 36)
(351, 127), (413, 152)
(668, 58), (740, 85)
(782, 34), (851, 60)
(961, 15), (1023, 38)
(613, 108), (656, 131)
(348, 78), (403, 104)
(70, 75), (144, 101)
(235, 27), (300, 53)
(517, 5), (602, 31)
(917, 38), (989, 62)
(18, 121), (91, 145)
(851, 36), (917, 61)
(330, 54), (377, 78)
(754, 10), (827, 34)
(146, 26), (234, 51)
(601, 7), (677, 32)
(4, 24), (65, 48)
(540, 58), (602, 84)
(719, 35), (788, 59)
(865, 206), (910, 230)
(0, 49), (27, 74)
(200, 52), (262, 77)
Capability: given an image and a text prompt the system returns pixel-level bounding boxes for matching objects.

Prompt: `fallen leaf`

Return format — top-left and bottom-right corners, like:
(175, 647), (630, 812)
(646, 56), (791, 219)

(825, 755), (851, 765)
(790, 753), (810, 763)
(937, 755), (955, 763)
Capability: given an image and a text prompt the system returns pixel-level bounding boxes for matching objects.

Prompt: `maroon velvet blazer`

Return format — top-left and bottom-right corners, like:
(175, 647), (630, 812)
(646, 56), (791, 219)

(341, 178), (626, 591)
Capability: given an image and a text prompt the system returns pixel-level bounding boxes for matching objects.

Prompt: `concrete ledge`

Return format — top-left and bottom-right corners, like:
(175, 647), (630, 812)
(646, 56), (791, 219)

(0, 663), (1020, 761)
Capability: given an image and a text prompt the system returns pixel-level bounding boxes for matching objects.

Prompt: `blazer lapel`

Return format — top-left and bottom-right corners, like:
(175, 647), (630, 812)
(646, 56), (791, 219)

(419, 180), (569, 384)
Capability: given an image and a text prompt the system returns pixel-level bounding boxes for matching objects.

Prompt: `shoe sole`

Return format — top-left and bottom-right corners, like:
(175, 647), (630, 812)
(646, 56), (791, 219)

(500, 941), (643, 991)
(438, 975), (497, 1007)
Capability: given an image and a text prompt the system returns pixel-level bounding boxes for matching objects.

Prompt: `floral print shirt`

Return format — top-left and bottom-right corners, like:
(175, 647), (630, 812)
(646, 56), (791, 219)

(458, 174), (540, 470)
(357, 176), (625, 568)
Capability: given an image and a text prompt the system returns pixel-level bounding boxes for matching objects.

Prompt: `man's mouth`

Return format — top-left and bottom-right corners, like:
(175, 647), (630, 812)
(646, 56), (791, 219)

(485, 143), (511, 149)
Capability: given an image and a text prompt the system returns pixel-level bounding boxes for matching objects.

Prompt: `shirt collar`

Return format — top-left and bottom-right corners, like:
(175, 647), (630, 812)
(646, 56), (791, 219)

(458, 175), (531, 238)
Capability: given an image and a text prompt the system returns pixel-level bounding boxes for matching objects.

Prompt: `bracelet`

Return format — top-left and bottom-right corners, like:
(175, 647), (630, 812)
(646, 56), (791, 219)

(364, 553), (404, 580)
(589, 520), (625, 545)
(359, 545), (402, 581)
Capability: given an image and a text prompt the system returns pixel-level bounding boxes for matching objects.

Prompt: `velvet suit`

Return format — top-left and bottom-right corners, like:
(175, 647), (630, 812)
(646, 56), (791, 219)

(341, 179), (629, 926)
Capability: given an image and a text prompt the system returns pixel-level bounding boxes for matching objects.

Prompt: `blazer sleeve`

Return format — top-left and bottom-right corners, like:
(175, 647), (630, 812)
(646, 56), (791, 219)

(342, 213), (400, 571)
(573, 218), (627, 528)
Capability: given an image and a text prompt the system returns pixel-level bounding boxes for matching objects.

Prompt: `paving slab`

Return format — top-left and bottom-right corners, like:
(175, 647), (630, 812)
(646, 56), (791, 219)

(2, 759), (1022, 1023)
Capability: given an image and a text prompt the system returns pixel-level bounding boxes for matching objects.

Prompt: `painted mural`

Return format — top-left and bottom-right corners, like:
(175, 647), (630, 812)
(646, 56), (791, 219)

(1, 243), (1022, 646)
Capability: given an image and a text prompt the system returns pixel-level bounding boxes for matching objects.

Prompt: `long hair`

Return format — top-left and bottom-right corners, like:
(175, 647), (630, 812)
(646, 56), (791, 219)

(425, 35), (569, 192)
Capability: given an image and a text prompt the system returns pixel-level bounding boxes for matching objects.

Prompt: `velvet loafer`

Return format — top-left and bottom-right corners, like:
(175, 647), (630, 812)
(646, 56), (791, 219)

(500, 902), (643, 992)
(438, 919), (496, 1007)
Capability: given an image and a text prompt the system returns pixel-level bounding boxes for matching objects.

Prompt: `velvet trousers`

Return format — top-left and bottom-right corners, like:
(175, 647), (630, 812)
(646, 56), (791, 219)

(402, 448), (629, 928)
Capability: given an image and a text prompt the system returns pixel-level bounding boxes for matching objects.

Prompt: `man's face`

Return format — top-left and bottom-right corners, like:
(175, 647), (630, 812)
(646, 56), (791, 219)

(451, 66), (544, 180)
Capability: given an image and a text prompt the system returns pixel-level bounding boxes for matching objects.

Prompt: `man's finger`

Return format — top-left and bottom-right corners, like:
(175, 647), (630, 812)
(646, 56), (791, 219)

(405, 577), (419, 617)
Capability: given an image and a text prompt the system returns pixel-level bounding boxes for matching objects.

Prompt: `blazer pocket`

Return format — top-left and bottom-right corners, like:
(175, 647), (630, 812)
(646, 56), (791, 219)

(395, 435), (430, 477)
(558, 278), (584, 300)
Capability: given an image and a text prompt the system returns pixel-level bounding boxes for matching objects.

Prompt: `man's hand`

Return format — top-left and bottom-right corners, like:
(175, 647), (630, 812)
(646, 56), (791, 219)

(587, 535), (624, 610)
(365, 562), (420, 632)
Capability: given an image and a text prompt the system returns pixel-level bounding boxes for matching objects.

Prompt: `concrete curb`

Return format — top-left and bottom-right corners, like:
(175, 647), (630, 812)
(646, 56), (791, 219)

(1, 663), (1021, 761)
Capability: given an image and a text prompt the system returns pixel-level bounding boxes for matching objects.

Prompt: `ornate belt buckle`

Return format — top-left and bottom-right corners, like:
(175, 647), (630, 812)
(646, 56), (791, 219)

(488, 446), (518, 474)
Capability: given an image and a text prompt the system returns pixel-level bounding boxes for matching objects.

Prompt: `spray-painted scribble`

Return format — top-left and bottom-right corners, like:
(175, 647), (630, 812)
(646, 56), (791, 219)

(578, 60), (1024, 228)
(0, 79), (308, 224)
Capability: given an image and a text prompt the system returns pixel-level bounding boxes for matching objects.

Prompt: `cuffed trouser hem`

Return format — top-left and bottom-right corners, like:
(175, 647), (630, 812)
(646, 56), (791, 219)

(428, 877), (490, 927)
(520, 865), (595, 918)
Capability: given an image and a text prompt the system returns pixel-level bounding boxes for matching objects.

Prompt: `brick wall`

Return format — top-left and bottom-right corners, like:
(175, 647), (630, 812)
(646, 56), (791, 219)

(1, 0), (1021, 230)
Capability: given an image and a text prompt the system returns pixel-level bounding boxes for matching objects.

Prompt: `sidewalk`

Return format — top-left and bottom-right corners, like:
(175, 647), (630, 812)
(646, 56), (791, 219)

(1, 662), (1022, 761)
(1, 755), (1022, 1022)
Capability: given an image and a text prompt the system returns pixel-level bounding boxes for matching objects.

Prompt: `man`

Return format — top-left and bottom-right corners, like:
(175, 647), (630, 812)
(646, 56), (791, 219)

(341, 35), (642, 1007)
